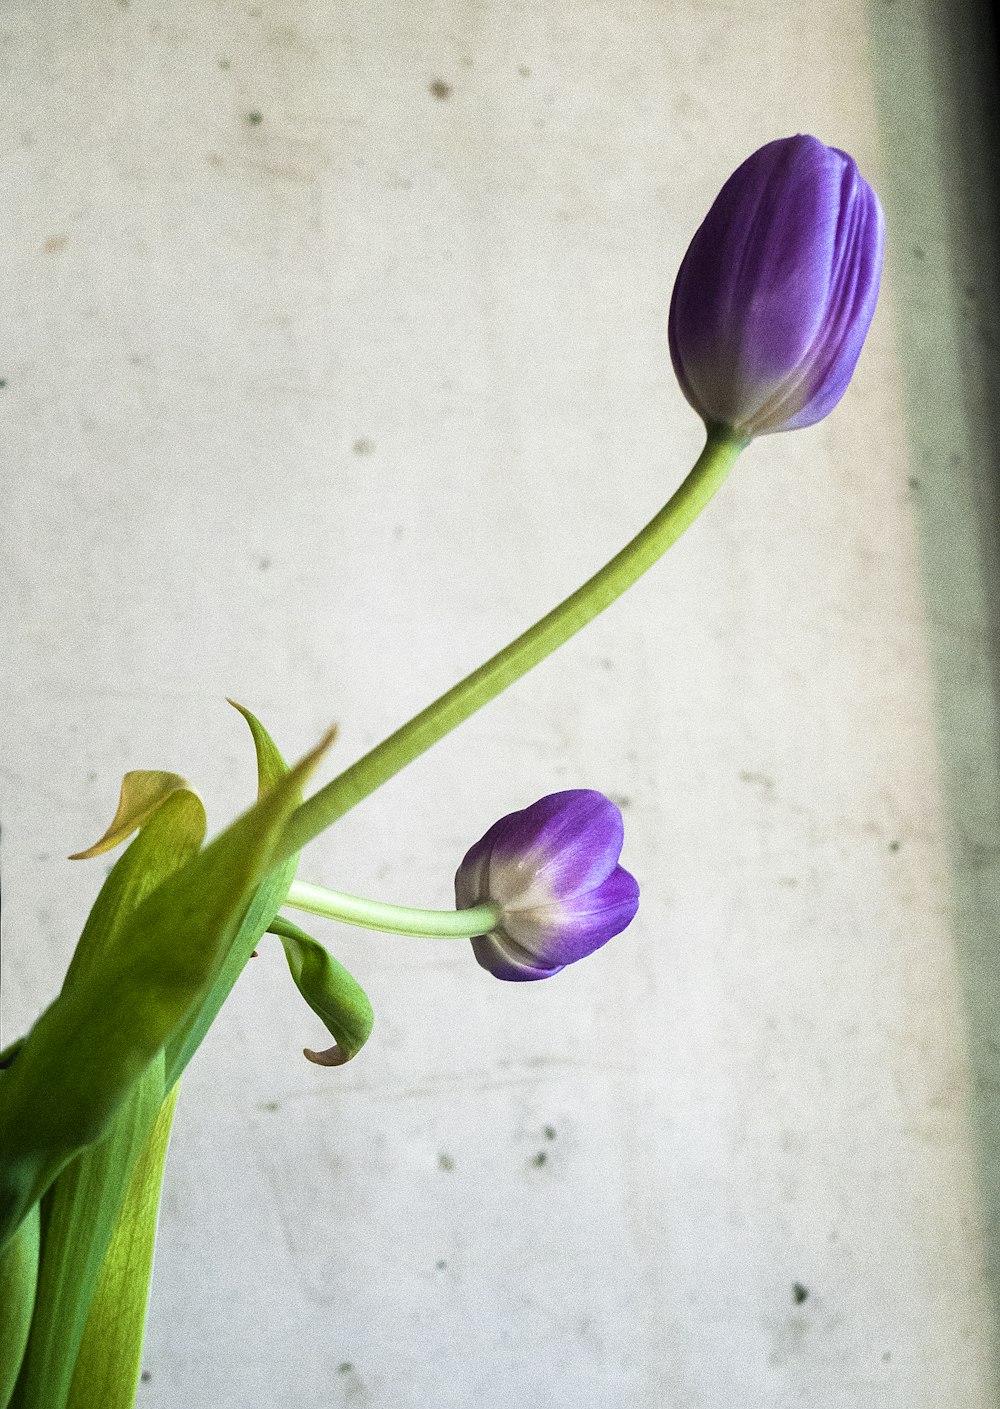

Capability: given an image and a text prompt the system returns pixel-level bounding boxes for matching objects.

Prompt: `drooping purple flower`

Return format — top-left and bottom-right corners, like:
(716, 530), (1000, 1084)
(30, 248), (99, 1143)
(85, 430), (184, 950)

(455, 790), (640, 982)
(668, 135), (884, 439)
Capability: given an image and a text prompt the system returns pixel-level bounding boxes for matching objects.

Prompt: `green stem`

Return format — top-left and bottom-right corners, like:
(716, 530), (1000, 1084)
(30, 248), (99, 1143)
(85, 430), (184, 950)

(285, 879), (500, 938)
(274, 424), (746, 863)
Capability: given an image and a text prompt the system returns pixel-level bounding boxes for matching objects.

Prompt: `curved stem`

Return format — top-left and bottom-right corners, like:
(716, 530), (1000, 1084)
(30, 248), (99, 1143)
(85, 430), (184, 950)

(274, 424), (746, 864)
(284, 879), (500, 938)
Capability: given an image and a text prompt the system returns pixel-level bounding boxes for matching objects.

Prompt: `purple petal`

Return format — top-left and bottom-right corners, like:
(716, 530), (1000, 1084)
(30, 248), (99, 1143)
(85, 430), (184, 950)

(454, 817), (506, 910)
(502, 864), (640, 967)
(668, 134), (884, 437)
(456, 790), (640, 981)
(487, 790), (624, 902)
(470, 931), (564, 982)
(779, 162), (885, 430)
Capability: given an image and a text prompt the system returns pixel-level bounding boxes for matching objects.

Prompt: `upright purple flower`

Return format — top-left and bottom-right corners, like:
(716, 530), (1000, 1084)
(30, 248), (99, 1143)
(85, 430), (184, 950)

(455, 790), (639, 982)
(668, 135), (884, 439)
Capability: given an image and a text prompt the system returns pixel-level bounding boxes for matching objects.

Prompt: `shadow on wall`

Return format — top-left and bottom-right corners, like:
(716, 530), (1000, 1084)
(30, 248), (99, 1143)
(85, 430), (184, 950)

(870, 0), (1000, 1382)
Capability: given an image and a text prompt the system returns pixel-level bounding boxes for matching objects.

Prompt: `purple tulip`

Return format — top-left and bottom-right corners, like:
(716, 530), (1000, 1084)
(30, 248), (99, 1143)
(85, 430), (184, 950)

(455, 790), (640, 982)
(668, 134), (884, 438)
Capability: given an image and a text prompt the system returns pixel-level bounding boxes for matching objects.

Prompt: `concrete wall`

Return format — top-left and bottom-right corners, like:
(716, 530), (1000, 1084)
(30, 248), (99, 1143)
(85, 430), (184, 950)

(3, 2), (1000, 1405)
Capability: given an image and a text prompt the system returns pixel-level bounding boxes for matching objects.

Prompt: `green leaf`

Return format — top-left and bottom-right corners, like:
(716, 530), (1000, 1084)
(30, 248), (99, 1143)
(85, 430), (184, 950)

(68, 772), (199, 862)
(0, 726), (335, 1256)
(62, 783), (206, 998)
(64, 1082), (180, 1409)
(11, 1063), (164, 1409)
(1, 778), (204, 1407)
(162, 702), (314, 1087)
(0, 1204), (39, 1409)
(268, 915), (374, 1066)
(225, 698), (303, 798)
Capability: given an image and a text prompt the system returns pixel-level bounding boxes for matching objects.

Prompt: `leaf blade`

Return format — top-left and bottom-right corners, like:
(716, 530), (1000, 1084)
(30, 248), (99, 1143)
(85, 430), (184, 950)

(11, 1062), (164, 1409)
(269, 915), (374, 1066)
(68, 772), (199, 861)
(0, 728), (334, 1254)
(64, 1082), (180, 1409)
(0, 1205), (39, 1409)
(162, 702), (307, 1086)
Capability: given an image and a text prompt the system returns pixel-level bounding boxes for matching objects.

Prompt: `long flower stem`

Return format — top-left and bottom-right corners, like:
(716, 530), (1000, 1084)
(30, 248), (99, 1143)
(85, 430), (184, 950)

(285, 879), (499, 938)
(274, 424), (745, 864)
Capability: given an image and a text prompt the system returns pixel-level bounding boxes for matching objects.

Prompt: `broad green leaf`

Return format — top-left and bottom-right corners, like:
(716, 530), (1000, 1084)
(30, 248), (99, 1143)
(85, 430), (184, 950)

(64, 1082), (180, 1409)
(12, 1063), (164, 1409)
(1, 781), (203, 1406)
(62, 784), (206, 996)
(0, 1204), (39, 1409)
(268, 916), (373, 1066)
(68, 772), (197, 861)
(0, 727), (335, 1256)
(162, 702), (316, 1087)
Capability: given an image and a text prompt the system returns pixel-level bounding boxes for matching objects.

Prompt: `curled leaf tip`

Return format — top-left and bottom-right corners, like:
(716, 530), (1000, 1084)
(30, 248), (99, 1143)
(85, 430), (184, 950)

(269, 916), (374, 1067)
(303, 1043), (349, 1067)
(69, 770), (202, 860)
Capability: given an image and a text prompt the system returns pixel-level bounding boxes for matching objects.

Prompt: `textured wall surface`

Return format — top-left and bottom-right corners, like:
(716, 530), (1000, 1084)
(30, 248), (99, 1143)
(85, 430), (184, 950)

(3, 2), (1000, 1406)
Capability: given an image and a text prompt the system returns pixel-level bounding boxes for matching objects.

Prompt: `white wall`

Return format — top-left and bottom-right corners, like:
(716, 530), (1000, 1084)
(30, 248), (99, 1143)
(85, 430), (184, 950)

(3, 2), (999, 1405)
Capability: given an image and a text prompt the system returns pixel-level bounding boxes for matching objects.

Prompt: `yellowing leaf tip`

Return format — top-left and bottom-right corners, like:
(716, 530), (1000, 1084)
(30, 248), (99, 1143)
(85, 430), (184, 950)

(70, 771), (201, 861)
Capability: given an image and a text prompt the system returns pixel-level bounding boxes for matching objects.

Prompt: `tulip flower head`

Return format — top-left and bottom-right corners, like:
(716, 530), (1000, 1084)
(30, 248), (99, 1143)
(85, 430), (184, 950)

(668, 134), (884, 439)
(455, 790), (640, 981)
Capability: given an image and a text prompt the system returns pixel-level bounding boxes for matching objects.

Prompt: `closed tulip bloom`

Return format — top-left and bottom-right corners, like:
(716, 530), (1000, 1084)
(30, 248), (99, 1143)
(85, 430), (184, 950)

(668, 134), (884, 439)
(455, 790), (640, 982)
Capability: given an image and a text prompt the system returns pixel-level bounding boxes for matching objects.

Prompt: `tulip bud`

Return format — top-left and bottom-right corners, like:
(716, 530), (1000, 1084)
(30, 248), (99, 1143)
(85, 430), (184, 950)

(668, 134), (884, 439)
(455, 790), (640, 981)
